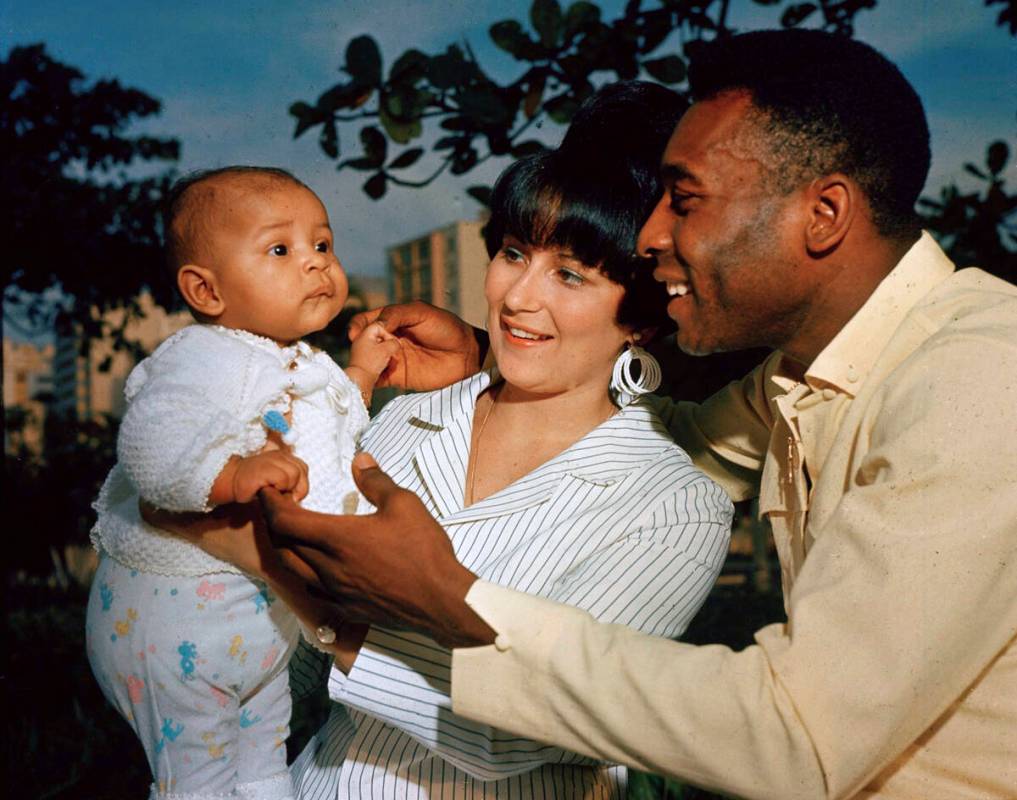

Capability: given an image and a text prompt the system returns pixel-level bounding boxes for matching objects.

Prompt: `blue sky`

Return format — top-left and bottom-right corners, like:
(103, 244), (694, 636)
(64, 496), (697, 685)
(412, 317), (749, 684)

(4, 0), (1015, 283)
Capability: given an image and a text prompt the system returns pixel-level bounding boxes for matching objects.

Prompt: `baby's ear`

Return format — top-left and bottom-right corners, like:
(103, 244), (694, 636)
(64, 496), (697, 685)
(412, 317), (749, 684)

(177, 264), (226, 318)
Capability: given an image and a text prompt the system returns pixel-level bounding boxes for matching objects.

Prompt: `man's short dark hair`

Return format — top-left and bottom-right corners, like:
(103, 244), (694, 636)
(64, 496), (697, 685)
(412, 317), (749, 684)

(163, 165), (306, 272)
(687, 29), (931, 237)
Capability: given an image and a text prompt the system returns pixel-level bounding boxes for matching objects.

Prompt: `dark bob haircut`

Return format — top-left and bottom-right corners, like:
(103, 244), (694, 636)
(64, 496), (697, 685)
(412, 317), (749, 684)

(687, 29), (930, 238)
(484, 81), (684, 333)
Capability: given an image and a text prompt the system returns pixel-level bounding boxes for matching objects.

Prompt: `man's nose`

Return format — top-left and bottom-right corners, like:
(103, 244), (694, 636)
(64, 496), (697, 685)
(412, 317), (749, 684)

(637, 194), (673, 258)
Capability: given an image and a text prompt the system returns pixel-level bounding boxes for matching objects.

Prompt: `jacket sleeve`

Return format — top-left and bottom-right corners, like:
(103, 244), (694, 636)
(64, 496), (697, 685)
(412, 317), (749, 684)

(651, 355), (777, 502)
(115, 329), (275, 512)
(452, 331), (1017, 799)
(333, 475), (734, 781)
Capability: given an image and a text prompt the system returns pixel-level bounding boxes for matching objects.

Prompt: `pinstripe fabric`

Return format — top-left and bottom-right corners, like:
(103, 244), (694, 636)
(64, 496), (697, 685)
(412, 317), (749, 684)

(291, 370), (733, 799)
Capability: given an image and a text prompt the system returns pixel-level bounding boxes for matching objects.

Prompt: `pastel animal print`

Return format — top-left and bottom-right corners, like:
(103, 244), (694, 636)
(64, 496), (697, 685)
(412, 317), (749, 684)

(154, 718), (184, 754)
(126, 675), (145, 704)
(113, 608), (139, 638)
(178, 641), (198, 681)
(196, 580), (225, 602)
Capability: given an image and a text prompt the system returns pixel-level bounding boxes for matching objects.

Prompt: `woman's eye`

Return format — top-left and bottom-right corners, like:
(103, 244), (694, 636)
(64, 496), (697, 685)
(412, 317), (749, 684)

(558, 268), (584, 286)
(315, 241), (330, 253)
(502, 246), (524, 263)
(270, 244), (288, 256)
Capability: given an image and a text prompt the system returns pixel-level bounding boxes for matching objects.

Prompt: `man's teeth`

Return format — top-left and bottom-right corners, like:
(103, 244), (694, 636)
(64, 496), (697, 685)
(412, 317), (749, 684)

(509, 327), (547, 340)
(666, 282), (690, 297)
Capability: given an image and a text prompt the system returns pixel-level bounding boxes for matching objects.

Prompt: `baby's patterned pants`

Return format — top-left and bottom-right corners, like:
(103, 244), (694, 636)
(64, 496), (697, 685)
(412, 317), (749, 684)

(86, 554), (300, 799)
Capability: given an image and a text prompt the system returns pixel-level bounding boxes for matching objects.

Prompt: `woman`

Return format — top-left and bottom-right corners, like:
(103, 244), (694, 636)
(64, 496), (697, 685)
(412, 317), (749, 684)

(182, 83), (733, 798)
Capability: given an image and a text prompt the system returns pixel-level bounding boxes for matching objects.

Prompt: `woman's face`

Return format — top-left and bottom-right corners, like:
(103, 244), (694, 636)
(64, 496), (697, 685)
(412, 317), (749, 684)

(486, 235), (632, 399)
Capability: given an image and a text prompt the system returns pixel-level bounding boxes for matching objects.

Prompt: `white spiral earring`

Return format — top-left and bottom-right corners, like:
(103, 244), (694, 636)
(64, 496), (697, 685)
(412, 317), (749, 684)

(611, 342), (662, 405)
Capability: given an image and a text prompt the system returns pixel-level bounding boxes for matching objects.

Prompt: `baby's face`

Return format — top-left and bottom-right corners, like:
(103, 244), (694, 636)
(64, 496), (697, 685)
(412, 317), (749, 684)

(209, 180), (348, 344)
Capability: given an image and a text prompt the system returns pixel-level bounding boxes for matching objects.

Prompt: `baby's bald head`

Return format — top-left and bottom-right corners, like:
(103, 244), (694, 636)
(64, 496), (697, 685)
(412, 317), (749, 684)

(164, 166), (309, 278)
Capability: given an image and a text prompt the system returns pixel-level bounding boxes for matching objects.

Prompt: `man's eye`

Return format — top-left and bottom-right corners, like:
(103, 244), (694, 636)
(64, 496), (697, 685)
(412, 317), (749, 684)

(315, 241), (330, 253)
(270, 244), (288, 256)
(558, 268), (584, 286)
(670, 191), (696, 216)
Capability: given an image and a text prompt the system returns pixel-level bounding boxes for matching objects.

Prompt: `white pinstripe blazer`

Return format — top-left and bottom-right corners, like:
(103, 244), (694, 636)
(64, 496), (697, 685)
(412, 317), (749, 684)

(291, 370), (734, 799)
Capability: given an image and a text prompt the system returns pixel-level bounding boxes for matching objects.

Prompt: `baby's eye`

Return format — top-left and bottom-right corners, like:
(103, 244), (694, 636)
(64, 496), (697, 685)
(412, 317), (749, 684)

(315, 241), (330, 253)
(270, 244), (288, 256)
(558, 268), (585, 286)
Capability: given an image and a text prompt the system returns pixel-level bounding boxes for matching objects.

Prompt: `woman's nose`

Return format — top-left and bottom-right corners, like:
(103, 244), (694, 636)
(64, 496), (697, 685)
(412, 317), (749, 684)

(503, 267), (541, 311)
(637, 194), (674, 258)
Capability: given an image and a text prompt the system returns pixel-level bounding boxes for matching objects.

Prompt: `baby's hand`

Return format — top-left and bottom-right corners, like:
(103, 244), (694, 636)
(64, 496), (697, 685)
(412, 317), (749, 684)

(211, 451), (309, 506)
(349, 321), (401, 380)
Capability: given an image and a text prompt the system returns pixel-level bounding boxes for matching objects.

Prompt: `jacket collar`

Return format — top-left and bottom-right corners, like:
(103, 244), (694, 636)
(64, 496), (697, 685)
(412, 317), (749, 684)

(804, 232), (955, 397)
(406, 371), (675, 522)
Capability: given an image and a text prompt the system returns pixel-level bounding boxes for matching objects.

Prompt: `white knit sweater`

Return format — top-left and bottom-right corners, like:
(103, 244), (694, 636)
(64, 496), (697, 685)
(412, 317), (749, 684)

(91, 325), (370, 576)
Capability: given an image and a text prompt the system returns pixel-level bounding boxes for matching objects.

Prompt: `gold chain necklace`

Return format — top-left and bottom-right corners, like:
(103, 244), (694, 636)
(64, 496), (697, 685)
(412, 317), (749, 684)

(465, 386), (499, 507)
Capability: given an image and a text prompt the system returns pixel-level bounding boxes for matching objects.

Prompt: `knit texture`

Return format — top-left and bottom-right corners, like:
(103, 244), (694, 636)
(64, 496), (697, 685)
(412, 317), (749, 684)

(92, 325), (369, 576)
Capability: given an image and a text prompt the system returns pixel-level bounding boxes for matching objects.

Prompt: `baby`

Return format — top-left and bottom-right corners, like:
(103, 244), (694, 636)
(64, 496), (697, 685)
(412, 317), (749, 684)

(85, 166), (395, 800)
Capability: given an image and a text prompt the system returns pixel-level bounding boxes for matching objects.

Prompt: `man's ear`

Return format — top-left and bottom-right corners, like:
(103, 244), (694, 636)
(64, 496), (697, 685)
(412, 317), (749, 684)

(803, 174), (856, 257)
(177, 265), (226, 318)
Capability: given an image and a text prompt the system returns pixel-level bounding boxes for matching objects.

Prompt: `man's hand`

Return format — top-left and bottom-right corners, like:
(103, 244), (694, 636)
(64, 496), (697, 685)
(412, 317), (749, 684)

(260, 453), (496, 649)
(348, 301), (483, 391)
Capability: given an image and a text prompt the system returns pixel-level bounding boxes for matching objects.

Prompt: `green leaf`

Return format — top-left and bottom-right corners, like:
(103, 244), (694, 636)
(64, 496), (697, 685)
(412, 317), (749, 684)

(642, 55), (686, 84)
(289, 101), (319, 138)
(563, 1), (601, 40)
(986, 140), (1009, 175)
(388, 147), (424, 169)
(359, 126), (387, 166)
(524, 72), (546, 118)
(531, 0), (563, 49)
(490, 20), (528, 56)
(428, 46), (468, 89)
(964, 163), (988, 180)
(545, 92), (579, 124)
(451, 147), (478, 175)
(389, 49), (429, 85)
(363, 172), (387, 200)
(319, 119), (339, 159)
(379, 106), (421, 144)
(346, 35), (382, 85)
(781, 2), (818, 27)
(466, 185), (492, 207)
(338, 156), (377, 171)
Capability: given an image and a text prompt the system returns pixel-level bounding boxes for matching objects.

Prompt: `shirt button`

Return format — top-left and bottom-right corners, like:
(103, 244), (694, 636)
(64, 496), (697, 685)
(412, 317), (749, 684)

(494, 634), (511, 653)
(846, 366), (859, 383)
(822, 388), (837, 400)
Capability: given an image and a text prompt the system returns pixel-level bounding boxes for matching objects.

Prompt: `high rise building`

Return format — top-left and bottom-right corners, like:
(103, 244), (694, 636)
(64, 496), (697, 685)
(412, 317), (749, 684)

(50, 293), (192, 422)
(3, 339), (54, 454)
(386, 219), (489, 328)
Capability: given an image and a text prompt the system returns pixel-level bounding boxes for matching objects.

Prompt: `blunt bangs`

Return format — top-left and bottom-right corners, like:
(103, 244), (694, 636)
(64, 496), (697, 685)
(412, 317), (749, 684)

(484, 151), (673, 333)
(485, 153), (642, 286)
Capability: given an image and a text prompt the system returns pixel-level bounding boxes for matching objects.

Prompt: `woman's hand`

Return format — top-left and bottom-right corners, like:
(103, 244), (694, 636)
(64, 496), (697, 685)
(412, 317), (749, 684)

(348, 301), (484, 391)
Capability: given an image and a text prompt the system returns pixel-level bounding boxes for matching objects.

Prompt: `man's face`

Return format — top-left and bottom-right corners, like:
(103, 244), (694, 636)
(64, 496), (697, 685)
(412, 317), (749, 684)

(637, 92), (812, 356)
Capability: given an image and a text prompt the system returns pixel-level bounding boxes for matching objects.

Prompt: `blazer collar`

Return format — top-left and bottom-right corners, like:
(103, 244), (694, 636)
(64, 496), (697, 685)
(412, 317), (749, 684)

(406, 371), (675, 523)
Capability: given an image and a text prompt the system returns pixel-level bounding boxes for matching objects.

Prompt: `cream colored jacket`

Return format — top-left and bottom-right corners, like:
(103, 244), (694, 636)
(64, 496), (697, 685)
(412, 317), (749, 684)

(451, 234), (1017, 799)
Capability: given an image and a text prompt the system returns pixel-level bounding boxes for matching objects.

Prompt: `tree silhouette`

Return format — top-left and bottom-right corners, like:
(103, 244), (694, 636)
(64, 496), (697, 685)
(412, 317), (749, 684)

(287, 0), (879, 203)
(2, 44), (180, 344)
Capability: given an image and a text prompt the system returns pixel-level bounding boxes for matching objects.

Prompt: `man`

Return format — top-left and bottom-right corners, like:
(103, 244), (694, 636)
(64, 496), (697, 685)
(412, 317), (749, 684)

(264, 29), (1017, 799)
